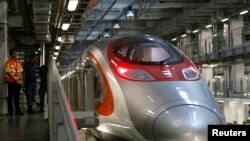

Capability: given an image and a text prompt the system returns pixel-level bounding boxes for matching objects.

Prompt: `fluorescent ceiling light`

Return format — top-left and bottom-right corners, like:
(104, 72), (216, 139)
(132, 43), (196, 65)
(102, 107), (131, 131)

(113, 23), (120, 29)
(172, 38), (177, 41)
(62, 23), (70, 30)
(55, 45), (60, 50)
(192, 29), (199, 33)
(68, 0), (78, 11)
(104, 32), (110, 37)
(181, 34), (186, 38)
(240, 10), (248, 15)
(209, 64), (218, 68)
(221, 18), (229, 22)
(213, 34), (217, 37)
(202, 64), (208, 67)
(205, 24), (212, 28)
(148, 37), (154, 41)
(127, 11), (134, 17)
(58, 37), (62, 42)
(54, 52), (59, 56)
(214, 75), (223, 78)
(242, 102), (250, 104)
(53, 56), (57, 60)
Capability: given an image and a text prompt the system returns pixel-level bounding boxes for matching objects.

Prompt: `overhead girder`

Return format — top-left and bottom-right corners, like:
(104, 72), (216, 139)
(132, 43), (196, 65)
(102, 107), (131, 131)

(150, 0), (244, 36)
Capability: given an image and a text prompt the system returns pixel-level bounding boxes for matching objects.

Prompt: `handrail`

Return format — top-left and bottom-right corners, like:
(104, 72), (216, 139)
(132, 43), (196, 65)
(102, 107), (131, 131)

(179, 25), (248, 48)
(48, 57), (80, 141)
(179, 24), (248, 45)
(178, 25), (250, 60)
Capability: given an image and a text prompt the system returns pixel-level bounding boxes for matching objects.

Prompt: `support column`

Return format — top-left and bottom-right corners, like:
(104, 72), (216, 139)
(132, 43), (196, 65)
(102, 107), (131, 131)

(223, 101), (230, 123)
(0, 1), (8, 114)
(237, 102), (245, 124)
(40, 43), (45, 66)
(230, 16), (243, 46)
(179, 35), (192, 57)
(230, 63), (245, 96)
(201, 67), (214, 94)
(199, 28), (213, 54)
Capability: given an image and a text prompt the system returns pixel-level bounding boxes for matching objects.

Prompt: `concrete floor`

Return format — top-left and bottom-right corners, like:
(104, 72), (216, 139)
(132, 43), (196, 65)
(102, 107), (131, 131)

(0, 113), (49, 141)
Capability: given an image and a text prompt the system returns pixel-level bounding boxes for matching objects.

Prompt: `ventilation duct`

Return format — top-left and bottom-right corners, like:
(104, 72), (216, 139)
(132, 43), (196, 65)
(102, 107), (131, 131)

(33, 1), (52, 43)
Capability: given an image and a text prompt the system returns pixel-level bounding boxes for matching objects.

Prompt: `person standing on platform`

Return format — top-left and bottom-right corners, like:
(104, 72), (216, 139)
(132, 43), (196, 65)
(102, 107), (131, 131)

(23, 53), (38, 114)
(38, 56), (49, 113)
(4, 49), (24, 115)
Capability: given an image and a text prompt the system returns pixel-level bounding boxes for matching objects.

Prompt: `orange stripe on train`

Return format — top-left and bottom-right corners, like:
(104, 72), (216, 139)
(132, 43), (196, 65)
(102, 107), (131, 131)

(89, 52), (114, 116)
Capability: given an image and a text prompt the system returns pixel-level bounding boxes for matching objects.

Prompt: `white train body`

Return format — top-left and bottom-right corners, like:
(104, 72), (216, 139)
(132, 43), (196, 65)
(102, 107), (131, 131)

(78, 35), (225, 141)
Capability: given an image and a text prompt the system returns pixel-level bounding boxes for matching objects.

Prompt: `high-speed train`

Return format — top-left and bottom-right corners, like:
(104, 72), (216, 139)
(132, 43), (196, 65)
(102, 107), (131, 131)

(80, 34), (226, 141)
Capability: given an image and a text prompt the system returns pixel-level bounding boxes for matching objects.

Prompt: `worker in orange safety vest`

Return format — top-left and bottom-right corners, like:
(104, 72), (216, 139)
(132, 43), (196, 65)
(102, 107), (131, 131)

(5, 49), (24, 115)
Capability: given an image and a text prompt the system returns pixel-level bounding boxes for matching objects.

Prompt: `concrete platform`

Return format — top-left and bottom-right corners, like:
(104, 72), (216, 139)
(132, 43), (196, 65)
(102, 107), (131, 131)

(0, 113), (49, 141)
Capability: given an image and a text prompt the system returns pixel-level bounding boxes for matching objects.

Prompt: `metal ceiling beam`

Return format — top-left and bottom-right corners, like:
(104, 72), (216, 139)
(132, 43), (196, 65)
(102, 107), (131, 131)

(80, 0), (118, 41)
(18, 0), (33, 34)
(158, 0), (208, 2)
(133, 2), (204, 9)
(150, 0), (243, 36)
(33, 1), (52, 43)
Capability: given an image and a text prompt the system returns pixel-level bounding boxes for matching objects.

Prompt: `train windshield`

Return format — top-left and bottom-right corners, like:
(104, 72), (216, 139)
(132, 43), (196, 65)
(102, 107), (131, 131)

(113, 35), (183, 65)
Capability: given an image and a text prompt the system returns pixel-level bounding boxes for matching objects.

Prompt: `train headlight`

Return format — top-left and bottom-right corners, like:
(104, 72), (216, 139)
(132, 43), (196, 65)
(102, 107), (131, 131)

(182, 66), (199, 80)
(117, 67), (155, 81)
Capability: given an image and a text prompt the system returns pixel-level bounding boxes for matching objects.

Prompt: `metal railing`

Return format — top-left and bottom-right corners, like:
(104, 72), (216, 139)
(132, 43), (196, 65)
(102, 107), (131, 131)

(180, 25), (250, 62)
(60, 68), (99, 128)
(48, 59), (81, 141)
(60, 68), (86, 111)
(211, 78), (250, 99)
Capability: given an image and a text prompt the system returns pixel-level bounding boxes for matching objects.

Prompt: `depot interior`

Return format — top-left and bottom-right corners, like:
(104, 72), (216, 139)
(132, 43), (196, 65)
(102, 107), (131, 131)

(1, 0), (250, 130)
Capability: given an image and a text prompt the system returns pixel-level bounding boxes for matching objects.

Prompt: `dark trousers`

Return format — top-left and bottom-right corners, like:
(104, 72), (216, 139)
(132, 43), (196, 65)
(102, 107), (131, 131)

(25, 81), (36, 111)
(38, 82), (47, 111)
(7, 82), (21, 114)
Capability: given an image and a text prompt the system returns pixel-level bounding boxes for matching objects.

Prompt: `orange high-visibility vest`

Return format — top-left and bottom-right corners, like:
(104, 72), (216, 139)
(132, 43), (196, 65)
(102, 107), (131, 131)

(5, 59), (23, 83)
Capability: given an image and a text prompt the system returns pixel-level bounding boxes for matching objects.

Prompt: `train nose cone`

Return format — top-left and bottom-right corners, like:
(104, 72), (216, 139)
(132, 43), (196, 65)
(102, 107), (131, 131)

(153, 105), (222, 141)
